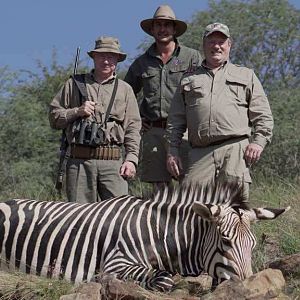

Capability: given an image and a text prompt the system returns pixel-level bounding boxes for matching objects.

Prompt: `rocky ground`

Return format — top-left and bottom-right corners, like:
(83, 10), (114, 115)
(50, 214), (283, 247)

(58, 253), (300, 300)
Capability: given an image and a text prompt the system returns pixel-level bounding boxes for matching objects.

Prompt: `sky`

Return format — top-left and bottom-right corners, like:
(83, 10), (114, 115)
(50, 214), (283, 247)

(0, 0), (209, 73)
(1, 0), (299, 73)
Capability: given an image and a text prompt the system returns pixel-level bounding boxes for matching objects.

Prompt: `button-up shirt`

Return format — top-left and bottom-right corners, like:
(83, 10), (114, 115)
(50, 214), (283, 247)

(124, 42), (202, 121)
(49, 71), (141, 164)
(166, 61), (274, 156)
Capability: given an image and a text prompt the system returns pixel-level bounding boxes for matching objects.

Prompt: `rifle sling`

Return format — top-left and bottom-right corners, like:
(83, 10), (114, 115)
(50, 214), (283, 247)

(71, 74), (88, 100)
(104, 78), (118, 126)
(72, 74), (118, 126)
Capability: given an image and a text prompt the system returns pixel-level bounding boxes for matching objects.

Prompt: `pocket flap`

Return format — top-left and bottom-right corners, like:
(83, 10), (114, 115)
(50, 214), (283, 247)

(141, 71), (156, 79)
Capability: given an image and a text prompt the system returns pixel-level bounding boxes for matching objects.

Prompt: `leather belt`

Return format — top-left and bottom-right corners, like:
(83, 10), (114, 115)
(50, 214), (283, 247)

(208, 136), (248, 147)
(143, 119), (167, 129)
(70, 144), (121, 160)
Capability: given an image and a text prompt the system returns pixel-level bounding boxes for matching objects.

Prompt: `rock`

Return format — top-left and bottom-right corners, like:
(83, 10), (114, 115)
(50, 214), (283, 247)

(169, 287), (190, 298)
(172, 273), (212, 297)
(202, 268), (286, 300)
(184, 274), (213, 295)
(268, 253), (300, 278)
(60, 282), (102, 300)
(60, 293), (97, 300)
(104, 278), (151, 300)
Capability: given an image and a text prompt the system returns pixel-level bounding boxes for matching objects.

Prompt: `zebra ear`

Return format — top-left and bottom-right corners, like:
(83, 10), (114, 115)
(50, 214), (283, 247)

(249, 206), (290, 222)
(192, 202), (221, 221)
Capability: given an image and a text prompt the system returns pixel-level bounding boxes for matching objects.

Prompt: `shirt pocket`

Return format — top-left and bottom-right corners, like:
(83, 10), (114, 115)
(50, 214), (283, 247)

(141, 71), (159, 96)
(183, 78), (207, 106)
(225, 74), (248, 106)
(168, 63), (189, 87)
(110, 96), (126, 121)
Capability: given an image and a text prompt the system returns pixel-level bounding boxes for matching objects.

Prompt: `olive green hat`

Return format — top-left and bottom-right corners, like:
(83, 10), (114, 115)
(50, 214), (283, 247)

(140, 5), (187, 37)
(87, 36), (127, 62)
(203, 22), (230, 38)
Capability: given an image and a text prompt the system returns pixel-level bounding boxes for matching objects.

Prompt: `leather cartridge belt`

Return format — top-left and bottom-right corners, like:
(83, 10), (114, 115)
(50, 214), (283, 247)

(70, 144), (121, 160)
(143, 119), (167, 129)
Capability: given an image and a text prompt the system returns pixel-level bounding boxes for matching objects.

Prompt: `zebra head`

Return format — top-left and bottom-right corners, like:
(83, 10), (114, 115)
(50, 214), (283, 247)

(192, 195), (290, 284)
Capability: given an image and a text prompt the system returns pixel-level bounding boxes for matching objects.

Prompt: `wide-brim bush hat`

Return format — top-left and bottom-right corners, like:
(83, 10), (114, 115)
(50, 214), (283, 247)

(203, 23), (230, 39)
(140, 5), (187, 37)
(88, 36), (127, 62)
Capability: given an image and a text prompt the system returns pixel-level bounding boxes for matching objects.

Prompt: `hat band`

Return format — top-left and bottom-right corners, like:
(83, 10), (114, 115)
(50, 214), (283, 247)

(154, 15), (175, 20)
(94, 44), (120, 51)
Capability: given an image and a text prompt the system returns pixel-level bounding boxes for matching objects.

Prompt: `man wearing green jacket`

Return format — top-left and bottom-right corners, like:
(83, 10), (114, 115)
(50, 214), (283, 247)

(125, 5), (202, 188)
(166, 23), (273, 201)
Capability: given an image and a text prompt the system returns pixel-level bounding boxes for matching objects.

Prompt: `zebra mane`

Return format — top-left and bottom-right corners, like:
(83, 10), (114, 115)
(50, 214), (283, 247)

(148, 181), (250, 209)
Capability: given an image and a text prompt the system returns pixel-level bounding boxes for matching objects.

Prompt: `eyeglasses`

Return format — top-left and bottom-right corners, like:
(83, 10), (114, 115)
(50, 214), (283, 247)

(93, 53), (118, 62)
(206, 39), (228, 46)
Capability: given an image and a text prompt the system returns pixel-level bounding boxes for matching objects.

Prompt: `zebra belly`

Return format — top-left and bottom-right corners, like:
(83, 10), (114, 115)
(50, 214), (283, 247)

(0, 197), (139, 283)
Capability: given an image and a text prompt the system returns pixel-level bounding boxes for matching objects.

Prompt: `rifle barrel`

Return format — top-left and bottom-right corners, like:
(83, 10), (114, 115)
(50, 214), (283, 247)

(73, 46), (81, 76)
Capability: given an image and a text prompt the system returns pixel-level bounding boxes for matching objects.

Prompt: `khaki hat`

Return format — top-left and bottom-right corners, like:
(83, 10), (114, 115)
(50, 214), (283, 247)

(87, 36), (127, 62)
(203, 23), (230, 38)
(140, 5), (187, 37)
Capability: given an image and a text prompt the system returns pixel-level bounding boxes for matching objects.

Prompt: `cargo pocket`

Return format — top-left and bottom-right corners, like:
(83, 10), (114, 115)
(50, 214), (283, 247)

(141, 71), (158, 96)
(183, 78), (207, 107)
(168, 63), (189, 87)
(221, 141), (252, 183)
(225, 73), (248, 106)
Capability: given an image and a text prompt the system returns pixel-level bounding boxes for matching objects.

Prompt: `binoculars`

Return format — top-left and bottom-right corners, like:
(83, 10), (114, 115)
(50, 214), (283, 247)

(74, 120), (106, 146)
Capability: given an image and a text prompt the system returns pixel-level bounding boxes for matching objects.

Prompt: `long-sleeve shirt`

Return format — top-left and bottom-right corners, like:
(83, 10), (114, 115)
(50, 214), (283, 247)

(124, 42), (202, 121)
(49, 71), (141, 165)
(166, 61), (274, 156)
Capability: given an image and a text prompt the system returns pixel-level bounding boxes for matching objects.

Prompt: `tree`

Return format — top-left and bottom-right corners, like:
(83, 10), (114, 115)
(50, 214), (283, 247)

(180, 0), (299, 89)
(256, 87), (300, 179)
(0, 57), (77, 200)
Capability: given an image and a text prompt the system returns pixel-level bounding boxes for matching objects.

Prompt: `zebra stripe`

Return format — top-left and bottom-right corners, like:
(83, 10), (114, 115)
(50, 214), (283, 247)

(0, 182), (289, 291)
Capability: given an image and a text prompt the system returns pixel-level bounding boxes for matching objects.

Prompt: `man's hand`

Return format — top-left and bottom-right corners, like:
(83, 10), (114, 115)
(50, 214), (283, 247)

(77, 101), (95, 117)
(244, 143), (263, 166)
(120, 161), (136, 179)
(166, 154), (182, 179)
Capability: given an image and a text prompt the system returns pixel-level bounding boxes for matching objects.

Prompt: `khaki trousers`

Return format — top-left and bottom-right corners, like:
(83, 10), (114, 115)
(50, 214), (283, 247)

(184, 138), (251, 202)
(66, 157), (128, 203)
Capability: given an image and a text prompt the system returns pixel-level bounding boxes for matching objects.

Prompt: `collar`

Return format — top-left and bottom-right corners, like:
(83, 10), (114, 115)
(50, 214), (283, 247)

(201, 59), (228, 71)
(147, 39), (181, 58)
(90, 70), (116, 84)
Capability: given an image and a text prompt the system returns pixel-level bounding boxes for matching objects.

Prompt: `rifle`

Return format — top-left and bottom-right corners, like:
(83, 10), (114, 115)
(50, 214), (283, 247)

(55, 47), (81, 192)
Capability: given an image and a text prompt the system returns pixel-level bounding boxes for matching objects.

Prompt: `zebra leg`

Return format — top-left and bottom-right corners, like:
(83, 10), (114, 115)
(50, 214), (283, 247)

(142, 269), (174, 292)
(103, 257), (174, 292)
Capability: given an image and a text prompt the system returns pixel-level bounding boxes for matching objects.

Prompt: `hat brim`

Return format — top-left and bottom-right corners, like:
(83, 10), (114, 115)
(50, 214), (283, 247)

(140, 18), (187, 37)
(87, 49), (127, 62)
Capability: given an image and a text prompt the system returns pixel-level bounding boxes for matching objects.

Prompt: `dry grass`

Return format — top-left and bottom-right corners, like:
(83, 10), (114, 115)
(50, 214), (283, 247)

(251, 177), (300, 298)
(0, 271), (73, 300)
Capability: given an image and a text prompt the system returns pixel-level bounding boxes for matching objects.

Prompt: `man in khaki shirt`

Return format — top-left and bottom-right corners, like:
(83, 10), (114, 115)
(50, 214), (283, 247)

(49, 37), (141, 203)
(166, 23), (273, 201)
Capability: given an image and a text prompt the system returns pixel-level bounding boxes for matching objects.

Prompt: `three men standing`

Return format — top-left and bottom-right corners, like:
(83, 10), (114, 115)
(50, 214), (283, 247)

(50, 10), (273, 204)
(125, 5), (202, 187)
